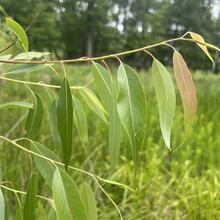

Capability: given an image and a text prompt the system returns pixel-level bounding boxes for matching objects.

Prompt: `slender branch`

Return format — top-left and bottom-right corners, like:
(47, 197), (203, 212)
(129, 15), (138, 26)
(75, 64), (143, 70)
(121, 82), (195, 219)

(1, 184), (53, 202)
(0, 35), (218, 65)
(0, 76), (92, 90)
(0, 135), (135, 191)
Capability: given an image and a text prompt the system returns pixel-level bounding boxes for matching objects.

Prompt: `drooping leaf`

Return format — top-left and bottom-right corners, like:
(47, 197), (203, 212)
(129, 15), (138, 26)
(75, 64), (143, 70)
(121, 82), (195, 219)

(173, 51), (197, 128)
(80, 182), (97, 220)
(109, 80), (122, 173)
(92, 62), (112, 112)
(50, 100), (62, 151)
(6, 17), (29, 52)
(117, 63), (147, 170)
(189, 32), (214, 65)
(57, 77), (73, 169)
(52, 168), (87, 220)
(31, 141), (61, 187)
(0, 188), (4, 220)
(23, 174), (38, 220)
(15, 203), (23, 220)
(25, 93), (44, 139)
(13, 52), (50, 60)
(79, 88), (107, 123)
(92, 62), (122, 172)
(38, 202), (47, 220)
(72, 96), (88, 146)
(4, 64), (48, 75)
(0, 101), (33, 110)
(42, 87), (62, 151)
(152, 59), (176, 150)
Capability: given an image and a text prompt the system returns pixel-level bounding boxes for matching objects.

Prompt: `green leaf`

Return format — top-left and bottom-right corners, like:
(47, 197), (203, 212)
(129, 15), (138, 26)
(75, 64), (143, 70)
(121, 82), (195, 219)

(6, 17), (29, 52)
(152, 59), (176, 149)
(80, 182), (97, 220)
(79, 88), (107, 123)
(0, 101), (33, 110)
(73, 96), (88, 146)
(23, 174), (38, 220)
(38, 202), (47, 220)
(52, 168), (87, 220)
(109, 80), (122, 173)
(50, 100), (62, 151)
(25, 93), (44, 139)
(31, 141), (61, 187)
(13, 52), (50, 60)
(0, 188), (4, 220)
(189, 32), (214, 65)
(117, 63), (147, 170)
(4, 64), (48, 75)
(92, 62), (122, 172)
(57, 78), (73, 169)
(92, 62), (112, 112)
(173, 51), (197, 128)
(15, 203), (23, 220)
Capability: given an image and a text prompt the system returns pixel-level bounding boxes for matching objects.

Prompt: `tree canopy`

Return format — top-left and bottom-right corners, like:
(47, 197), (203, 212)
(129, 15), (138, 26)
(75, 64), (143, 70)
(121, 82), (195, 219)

(0, 0), (219, 70)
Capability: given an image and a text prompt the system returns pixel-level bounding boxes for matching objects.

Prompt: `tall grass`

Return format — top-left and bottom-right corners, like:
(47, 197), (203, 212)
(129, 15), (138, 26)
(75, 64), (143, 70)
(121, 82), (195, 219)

(0, 65), (219, 219)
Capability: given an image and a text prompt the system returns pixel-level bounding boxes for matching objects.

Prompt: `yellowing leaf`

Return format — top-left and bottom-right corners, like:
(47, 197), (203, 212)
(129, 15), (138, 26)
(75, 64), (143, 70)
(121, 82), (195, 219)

(173, 51), (197, 127)
(152, 59), (176, 150)
(6, 17), (29, 52)
(189, 32), (214, 65)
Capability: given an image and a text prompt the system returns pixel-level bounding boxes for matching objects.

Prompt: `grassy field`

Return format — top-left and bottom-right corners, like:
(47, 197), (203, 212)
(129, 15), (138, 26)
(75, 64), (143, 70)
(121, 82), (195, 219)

(0, 64), (220, 220)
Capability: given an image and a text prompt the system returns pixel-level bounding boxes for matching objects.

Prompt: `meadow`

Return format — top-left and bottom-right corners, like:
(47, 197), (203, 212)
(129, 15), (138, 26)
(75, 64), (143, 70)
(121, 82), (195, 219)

(0, 63), (219, 220)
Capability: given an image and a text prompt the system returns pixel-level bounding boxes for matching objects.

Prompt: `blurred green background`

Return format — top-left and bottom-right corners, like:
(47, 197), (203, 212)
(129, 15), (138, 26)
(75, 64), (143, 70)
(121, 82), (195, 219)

(0, 0), (220, 70)
(0, 0), (220, 220)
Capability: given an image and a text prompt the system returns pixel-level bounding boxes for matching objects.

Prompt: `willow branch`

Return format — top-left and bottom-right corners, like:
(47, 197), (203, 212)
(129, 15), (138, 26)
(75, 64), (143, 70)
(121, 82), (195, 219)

(0, 35), (219, 65)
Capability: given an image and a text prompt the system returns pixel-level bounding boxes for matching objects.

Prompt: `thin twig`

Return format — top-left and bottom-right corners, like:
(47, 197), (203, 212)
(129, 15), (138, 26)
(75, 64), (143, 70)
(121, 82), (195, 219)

(0, 35), (218, 65)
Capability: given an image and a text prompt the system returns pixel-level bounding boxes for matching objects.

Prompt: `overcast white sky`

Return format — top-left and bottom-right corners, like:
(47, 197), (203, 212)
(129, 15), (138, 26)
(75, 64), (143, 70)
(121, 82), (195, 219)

(213, 0), (220, 17)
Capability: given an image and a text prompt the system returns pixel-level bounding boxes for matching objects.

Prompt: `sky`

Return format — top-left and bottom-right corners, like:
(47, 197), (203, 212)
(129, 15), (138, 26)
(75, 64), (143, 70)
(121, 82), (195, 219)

(213, 0), (220, 17)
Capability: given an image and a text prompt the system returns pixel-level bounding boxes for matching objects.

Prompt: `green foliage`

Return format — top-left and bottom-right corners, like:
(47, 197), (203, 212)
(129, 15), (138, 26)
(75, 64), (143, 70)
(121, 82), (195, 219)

(23, 175), (38, 220)
(52, 168), (87, 220)
(25, 93), (44, 140)
(152, 59), (176, 149)
(5, 17), (28, 52)
(57, 77), (73, 169)
(0, 17), (219, 220)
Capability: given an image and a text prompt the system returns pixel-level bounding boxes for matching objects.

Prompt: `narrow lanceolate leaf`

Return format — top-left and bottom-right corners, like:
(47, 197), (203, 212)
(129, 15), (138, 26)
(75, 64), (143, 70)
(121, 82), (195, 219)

(0, 188), (4, 220)
(189, 32), (214, 65)
(57, 78), (73, 169)
(31, 141), (61, 187)
(92, 62), (112, 112)
(23, 175), (38, 220)
(109, 81), (122, 173)
(52, 168), (87, 220)
(6, 17), (29, 52)
(152, 59), (176, 150)
(73, 96), (88, 146)
(80, 88), (107, 123)
(80, 182), (97, 220)
(173, 51), (197, 128)
(0, 101), (33, 110)
(25, 93), (44, 139)
(117, 64), (147, 170)
(4, 64), (48, 75)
